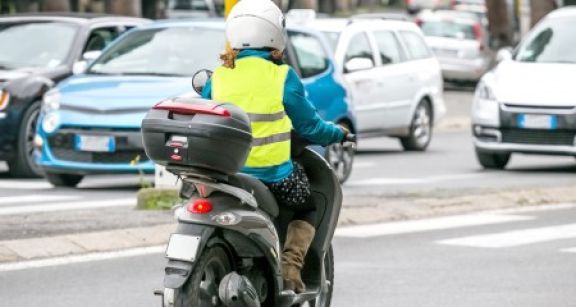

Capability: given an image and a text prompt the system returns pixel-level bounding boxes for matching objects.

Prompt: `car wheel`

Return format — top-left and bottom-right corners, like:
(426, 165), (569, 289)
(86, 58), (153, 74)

(8, 101), (43, 178)
(400, 100), (432, 151)
(475, 149), (510, 170)
(324, 123), (355, 183)
(45, 172), (84, 188)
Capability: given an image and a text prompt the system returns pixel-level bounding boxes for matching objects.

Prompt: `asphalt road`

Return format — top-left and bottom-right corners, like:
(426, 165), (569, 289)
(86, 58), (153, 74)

(2, 205), (575, 307)
(2, 88), (576, 239)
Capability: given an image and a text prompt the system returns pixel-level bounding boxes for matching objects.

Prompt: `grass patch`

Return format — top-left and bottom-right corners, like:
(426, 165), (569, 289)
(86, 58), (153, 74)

(136, 188), (181, 210)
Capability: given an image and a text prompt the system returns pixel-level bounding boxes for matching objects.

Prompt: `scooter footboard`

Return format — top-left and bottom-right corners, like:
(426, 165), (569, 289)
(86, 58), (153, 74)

(164, 223), (216, 289)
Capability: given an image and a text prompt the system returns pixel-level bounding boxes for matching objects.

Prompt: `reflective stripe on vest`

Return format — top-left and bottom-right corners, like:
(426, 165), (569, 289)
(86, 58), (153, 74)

(212, 57), (292, 168)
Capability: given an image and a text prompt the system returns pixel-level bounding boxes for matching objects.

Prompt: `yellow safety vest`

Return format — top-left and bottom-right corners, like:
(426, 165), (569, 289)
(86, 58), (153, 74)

(212, 57), (292, 168)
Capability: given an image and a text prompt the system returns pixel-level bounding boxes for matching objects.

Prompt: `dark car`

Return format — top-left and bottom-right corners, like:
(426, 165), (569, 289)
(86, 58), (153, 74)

(0, 13), (148, 177)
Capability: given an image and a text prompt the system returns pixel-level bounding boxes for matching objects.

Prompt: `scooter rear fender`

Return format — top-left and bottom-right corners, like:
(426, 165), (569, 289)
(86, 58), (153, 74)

(164, 223), (215, 289)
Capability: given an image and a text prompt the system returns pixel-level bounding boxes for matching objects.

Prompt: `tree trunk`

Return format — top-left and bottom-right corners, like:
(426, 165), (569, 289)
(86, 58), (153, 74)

(109, 0), (141, 16)
(40, 0), (71, 11)
(335, 0), (350, 12)
(319, 0), (335, 13)
(289, 0), (318, 10)
(486, 0), (512, 48)
(530, 0), (557, 27)
(15, 0), (39, 12)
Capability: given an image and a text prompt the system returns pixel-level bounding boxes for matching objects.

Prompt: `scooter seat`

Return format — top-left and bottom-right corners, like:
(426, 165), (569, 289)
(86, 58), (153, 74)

(228, 174), (279, 218)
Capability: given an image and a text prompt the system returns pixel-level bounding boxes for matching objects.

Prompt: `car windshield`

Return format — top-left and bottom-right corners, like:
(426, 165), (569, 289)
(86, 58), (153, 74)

(0, 21), (79, 69)
(88, 26), (225, 76)
(420, 20), (476, 40)
(516, 17), (576, 64)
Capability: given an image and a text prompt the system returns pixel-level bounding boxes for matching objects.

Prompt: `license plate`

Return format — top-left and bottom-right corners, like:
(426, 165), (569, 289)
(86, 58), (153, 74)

(75, 135), (116, 152)
(165, 234), (201, 261)
(518, 114), (557, 129)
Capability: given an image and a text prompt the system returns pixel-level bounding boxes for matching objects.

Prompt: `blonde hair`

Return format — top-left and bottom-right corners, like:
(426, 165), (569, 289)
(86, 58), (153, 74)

(220, 42), (284, 69)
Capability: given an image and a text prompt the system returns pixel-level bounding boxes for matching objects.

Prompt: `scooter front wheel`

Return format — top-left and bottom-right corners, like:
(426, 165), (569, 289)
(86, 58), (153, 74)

(174, 245), (232, 307)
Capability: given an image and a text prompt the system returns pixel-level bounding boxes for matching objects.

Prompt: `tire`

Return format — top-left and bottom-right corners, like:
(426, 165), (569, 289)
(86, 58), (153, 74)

(325, 123), (355, 183)
(400, 100), (433, 152)
(45, 172), (84, 188)
(174, 245), (232, 307)
(309, 245), (334, 307)
(7, 101), (43, 178)
(475, 149), (511, 170)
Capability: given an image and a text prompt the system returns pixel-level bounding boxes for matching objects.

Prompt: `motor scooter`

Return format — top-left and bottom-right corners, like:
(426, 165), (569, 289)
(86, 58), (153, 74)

(145, 70), (355, 307)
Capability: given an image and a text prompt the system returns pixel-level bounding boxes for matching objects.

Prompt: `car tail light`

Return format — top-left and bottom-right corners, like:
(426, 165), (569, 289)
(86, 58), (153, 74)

(187, 198), (213, 214)
(472, 23), (485, 51)
(415, 17), (422, 27)
(0, 90), (10, 111)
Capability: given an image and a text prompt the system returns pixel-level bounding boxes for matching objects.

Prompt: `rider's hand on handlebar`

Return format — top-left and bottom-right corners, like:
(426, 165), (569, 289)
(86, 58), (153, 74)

(339, 125), (357, 144)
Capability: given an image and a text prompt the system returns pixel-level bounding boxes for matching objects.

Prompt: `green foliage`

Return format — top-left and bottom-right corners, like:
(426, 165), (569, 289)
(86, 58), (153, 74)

(136, 188), (181, 210)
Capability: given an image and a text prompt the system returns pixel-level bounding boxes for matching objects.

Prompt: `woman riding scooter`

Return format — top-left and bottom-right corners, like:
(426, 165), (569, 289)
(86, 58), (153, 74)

(201, 0), (349, 293)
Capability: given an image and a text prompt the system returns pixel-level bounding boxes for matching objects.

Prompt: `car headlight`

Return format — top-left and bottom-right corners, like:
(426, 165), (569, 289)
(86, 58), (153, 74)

(472, 82), (500, 127)
(42, 112), (60, 134)
(43, 89), (61, 112)
(0, 89), (10, 111)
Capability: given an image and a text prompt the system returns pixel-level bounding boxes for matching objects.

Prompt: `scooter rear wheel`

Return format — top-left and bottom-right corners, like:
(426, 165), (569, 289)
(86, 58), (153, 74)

(174, 245), (232, 307)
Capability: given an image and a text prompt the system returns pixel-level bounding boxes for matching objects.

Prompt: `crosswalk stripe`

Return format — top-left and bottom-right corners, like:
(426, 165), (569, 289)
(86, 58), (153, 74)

(335, 214), (534, 238)
(346, 173), (486, 186)
(0, 195), (81, 205)
(438, 224), (576, 248)
(0, 198), (135, 215)
(0, 180), (52, 190)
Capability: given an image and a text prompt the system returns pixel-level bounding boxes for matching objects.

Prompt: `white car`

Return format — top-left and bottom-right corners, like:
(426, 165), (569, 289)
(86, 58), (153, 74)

(472, 7), (576, 169)
(309, 18), (445, 151)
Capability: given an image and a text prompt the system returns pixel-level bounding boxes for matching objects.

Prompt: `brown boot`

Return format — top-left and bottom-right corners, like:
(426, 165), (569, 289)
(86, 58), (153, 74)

(281, 220), (316, 293)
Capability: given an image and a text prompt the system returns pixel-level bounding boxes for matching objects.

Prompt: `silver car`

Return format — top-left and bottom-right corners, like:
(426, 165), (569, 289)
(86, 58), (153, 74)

(417, 12), (493, 83)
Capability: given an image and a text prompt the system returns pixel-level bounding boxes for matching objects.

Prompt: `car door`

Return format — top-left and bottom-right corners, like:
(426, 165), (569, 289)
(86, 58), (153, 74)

(397, 30), (438, 128)
(340, 31), (380, 133)
(286, 30), (344, 121)
(369, 29), (412, 130)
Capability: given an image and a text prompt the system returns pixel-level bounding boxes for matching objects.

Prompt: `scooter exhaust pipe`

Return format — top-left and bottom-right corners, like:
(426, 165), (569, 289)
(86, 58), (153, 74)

(219, 272), (261, 307)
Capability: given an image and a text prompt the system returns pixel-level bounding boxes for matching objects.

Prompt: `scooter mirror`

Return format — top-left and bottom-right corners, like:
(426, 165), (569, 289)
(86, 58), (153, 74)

(191, 69), (213, 95)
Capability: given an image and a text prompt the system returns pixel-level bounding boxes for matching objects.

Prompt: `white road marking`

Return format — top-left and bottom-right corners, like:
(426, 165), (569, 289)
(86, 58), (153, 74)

(561, 247), (576, 253)
(0, 195), (81, 205)
(438, 224), (576, 248)
(0, 180), (52, 190)
(353, 161), (376, 168)
(335, 214), (533, 238)
(346, 173), (486, 186)
(0, 198), (135, 215)
(0, 246), (165, 272)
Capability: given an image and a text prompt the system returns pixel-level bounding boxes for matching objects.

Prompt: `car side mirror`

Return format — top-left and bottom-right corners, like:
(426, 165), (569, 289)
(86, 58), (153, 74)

(344, 58), (374, 73)
(72, 51), (103, 75)
(192, 69), (213, 95)
(496, 47), (513, 63)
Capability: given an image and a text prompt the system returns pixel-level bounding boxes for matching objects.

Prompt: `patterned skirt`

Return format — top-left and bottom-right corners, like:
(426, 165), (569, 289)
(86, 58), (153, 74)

(265, 162), (311, 210)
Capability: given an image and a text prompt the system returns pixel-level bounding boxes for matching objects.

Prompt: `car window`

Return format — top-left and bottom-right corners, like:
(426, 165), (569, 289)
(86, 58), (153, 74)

(88, 27), (225, 76)
(400, 31), (432, 60)
(516, 17), (576, 64)
(373, 31), (403, 65)
(0, 21), (79, 69)
(288, 31), (329, 78)
(344, 32), (375, 64)
(84, 27), (122, 53)
(420, 21), (476, 40)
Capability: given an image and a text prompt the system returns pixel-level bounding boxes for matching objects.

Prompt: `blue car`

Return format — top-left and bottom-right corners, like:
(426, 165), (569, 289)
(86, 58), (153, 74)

(36, 21), (356, 187)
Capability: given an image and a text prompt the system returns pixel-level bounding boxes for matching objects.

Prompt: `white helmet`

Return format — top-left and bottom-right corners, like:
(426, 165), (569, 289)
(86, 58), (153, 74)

(226, 0), (286, 52)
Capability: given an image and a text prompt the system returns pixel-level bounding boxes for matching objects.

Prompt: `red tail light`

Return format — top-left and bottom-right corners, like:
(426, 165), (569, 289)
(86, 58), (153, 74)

(154, 101), (230, 117)
(187, 198), (213, 214)
(415, 17), (423, 27)
(472, 23), (485, 51)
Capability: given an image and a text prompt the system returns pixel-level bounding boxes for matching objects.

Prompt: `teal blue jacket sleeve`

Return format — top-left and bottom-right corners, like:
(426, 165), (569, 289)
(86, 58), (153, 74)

(283, 68), (344, 146)
(201, 79), (212, 99)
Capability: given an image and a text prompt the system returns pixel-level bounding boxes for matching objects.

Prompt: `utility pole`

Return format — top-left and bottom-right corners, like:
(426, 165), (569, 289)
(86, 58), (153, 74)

(530, 0), (557, 27)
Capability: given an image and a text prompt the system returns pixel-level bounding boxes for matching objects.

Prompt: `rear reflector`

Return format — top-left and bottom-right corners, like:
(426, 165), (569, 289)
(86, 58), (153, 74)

(187, 198), (213, 214)
(154, 101), (230, 117)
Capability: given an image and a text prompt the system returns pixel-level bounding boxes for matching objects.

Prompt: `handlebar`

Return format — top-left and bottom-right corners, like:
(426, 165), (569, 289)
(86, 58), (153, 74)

(343, 133), (357, 144)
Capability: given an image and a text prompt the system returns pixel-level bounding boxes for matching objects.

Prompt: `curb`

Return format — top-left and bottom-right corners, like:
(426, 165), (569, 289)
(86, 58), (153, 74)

(0, 224), (175, 263)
